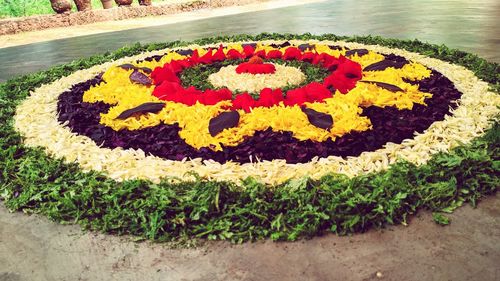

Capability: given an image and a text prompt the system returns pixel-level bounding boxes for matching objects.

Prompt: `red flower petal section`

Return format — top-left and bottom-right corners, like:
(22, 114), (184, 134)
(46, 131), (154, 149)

(284, 87), (308, 106)
(324, 73), (356, 94)
(254, 49), (267, 58)
(235, 63), (276, 74)
(301, 52), (315, 63)
(304, 82), (332, 102)
(189, 49), (201, 65)
(337, 56), (363, 79)
(256, 88), (284, 107)
(232, 93), (256, 112)
(226, 49), (244, 60)
(323, 56), (363, 94)
(201, 88), (233, 105)
(151, 66), (181, 85)
(199, 49), (214, 64)
(265, 50), (282, 59)
(283, 47), (302, 60)
(152, 81), (184, 101)
(243, 45), (255, 58)
(212, 45), (226, 62)
(312, 53), (337, 69)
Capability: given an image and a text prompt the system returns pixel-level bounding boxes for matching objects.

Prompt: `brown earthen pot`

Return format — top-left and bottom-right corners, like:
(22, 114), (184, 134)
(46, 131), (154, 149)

(115, 0), (133, 6)
(73, 0), (92, 11)
(100, 0), (114, 9)
(139, 0), (152, 6)
(50, 0), (72, 14)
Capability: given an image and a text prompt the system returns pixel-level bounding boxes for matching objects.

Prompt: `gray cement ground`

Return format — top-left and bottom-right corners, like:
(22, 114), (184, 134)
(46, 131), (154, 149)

(1, 195), (499, 281)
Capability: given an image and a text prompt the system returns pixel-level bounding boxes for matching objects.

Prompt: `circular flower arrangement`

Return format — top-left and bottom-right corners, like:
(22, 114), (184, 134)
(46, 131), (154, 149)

(1, 34), (499, 242)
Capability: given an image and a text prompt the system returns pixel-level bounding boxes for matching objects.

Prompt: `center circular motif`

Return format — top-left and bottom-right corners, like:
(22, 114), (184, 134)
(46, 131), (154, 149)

(208, 63), (306, 94)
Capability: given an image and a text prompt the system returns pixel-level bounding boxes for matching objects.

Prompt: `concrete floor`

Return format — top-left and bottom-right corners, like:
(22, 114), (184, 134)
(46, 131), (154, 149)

(1, 195), (499, 281)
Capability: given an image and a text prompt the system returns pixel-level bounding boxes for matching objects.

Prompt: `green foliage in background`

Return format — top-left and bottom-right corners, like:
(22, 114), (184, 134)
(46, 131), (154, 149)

(0, 33), (498, 244)
(0, 0), (169, 18)
(0, 0), (47, 17)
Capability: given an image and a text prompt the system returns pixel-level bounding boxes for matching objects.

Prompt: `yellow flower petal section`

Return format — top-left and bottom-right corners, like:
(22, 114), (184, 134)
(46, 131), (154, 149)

(346, 51), (386, 68)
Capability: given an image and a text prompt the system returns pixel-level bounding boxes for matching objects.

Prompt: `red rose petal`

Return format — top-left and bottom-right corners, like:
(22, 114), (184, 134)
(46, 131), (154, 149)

(235, 63), (276, 74)
(168, 59), (191, 74)
(337, 58), (363, 79)
(151, 66), (180, 85)
(201, 88), (233, 105)
(190, 49), (200, 65)
(212, 45), (226, 62)
(254, 50), (267, 58)
(232, 93), (256, 112)
(283, 47), (302, 60)
(304, 82), (332, 102)
(226, 49), (244, 60)
(243, 45), (255, 58)
(153, 81), (184, 100)
(199, 48), (214, 64)
(256, 88), (284, 107)
(266, 50), (282, 59)
(300, 52), (316, 63)
(324, 72), (357, 94)
(284, 87), (308, 106)
(312, 53), (336, 68)
(178, 86), (202, 105)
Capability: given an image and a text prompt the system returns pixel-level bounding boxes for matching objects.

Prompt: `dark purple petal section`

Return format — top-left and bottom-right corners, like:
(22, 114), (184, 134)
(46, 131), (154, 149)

(241, 43), (257, 49)
(140, 67), (153, 74)
(269, 42), (291, 48)
(129, 70), (152, 85)
(345, 49), (369, 57)
(119, 63), (136, 70)
(176, 49), (194, 56)
(298, 44), (315, 51)
(57, 70), (461, 164)
(143, 55), (164, 62)
(329, 45), (348, 51)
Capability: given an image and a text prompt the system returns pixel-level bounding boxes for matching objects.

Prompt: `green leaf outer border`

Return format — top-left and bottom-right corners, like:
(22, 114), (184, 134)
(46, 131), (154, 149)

(0, 33), (498, 243)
